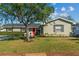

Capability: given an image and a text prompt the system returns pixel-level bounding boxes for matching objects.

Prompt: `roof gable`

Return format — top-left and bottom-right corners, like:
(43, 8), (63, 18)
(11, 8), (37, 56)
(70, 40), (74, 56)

(45, 17), (75, 25)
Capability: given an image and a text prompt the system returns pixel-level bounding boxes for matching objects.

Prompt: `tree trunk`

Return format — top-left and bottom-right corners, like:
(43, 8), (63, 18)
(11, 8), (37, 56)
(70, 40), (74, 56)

(11, 19), (13, 32)
(18, 17), (31, 42)
(24, 25), (30, 42)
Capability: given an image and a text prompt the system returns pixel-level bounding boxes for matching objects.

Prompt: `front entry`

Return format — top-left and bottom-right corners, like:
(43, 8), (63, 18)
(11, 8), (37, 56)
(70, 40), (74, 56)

(32, 28), (36, 36)
(29, 28), (41, 37)
(29, 28), (36, 37)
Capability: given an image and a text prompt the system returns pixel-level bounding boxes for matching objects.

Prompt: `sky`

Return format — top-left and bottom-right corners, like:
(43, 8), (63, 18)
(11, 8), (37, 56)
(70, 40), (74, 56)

(49, 3), (79, 22)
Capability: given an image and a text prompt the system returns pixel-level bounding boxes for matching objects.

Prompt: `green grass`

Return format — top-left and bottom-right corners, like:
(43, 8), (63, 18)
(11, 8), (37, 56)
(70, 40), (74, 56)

(0, 32), (24, 35)
(0, 37), (79, 52)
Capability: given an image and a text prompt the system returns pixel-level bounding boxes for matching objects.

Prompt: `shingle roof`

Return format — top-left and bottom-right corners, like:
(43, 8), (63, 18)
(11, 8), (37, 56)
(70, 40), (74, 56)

(3, 24), (40, 29)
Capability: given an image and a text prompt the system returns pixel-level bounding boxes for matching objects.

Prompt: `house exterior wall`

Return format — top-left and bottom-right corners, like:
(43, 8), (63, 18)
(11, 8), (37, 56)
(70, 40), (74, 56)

(0, 29), (6, 32)
(0, 28), (21, 32)
(43, 20), (72, 36)
(13, 29), (21, 32)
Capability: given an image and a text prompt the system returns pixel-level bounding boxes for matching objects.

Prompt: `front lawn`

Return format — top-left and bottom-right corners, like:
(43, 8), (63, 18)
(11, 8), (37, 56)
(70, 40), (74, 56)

(0, 37), (79, 53)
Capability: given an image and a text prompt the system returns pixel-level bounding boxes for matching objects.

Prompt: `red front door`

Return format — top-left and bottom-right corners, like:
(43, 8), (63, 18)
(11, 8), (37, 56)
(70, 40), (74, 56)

(32, 28), (36, 36)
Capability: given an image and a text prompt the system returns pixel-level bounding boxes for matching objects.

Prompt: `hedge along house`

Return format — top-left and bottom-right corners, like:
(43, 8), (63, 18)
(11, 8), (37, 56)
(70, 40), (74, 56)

(43, 17), (75, 36)
(2, 24), (41, 36)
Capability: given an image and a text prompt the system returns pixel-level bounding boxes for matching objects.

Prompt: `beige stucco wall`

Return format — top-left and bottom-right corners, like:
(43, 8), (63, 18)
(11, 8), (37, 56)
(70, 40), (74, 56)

(43, 20), (72, 36)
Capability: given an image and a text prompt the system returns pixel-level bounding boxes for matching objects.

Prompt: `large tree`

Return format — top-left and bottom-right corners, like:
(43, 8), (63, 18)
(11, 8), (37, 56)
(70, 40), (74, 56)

(0, 3), (54, 41)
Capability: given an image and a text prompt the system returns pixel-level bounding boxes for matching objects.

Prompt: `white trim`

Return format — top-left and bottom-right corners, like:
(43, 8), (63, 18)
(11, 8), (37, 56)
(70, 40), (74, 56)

(53, 17), (75, 24)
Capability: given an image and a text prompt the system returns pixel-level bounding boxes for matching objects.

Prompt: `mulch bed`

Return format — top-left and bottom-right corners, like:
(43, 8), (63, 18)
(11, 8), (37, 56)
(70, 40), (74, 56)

(0, 52), (79, 56)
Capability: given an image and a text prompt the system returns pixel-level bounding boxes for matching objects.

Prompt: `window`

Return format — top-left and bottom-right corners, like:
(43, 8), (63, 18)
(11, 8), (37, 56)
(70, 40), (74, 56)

(54, 25), (64, 32)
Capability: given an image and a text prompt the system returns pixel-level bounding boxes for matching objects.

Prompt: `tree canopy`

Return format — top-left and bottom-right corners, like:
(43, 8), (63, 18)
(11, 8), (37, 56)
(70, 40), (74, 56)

(0, 3), (54, 41)
(0, 3), (54, 25)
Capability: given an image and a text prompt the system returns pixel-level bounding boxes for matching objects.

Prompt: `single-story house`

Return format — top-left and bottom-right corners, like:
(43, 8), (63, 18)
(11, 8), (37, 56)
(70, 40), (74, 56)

(1, 24), (42, 36)
(0, 17), (78, 37)
(43, 17), (75, 36)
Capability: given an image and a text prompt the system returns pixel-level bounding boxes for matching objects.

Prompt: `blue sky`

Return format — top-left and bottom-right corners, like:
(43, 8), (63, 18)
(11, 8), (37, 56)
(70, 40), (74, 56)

(49, 3), (79, 22)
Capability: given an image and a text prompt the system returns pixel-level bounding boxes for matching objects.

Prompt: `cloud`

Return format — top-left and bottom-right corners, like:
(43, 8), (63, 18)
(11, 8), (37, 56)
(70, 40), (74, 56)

(61, 7), (66, 12)
(61, 6), (74, 12)
(54, 12), (59, 16)
(69, 6), (75, 11)
(51, 11), (59, 16)
(49, 12), (59, 19)
(55, 8), (58, 10)
(60, 13), (69, 17)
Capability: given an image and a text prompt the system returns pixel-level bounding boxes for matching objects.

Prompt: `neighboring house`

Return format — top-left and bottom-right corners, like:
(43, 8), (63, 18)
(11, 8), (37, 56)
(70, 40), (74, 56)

(1, 24), (41, 36)
(43, 17), (75, 36)
(72, 23), (79, 36)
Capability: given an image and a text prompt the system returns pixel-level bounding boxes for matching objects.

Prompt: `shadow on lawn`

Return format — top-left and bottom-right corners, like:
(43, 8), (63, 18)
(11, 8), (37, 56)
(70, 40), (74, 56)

(0, 35), (24, 41)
